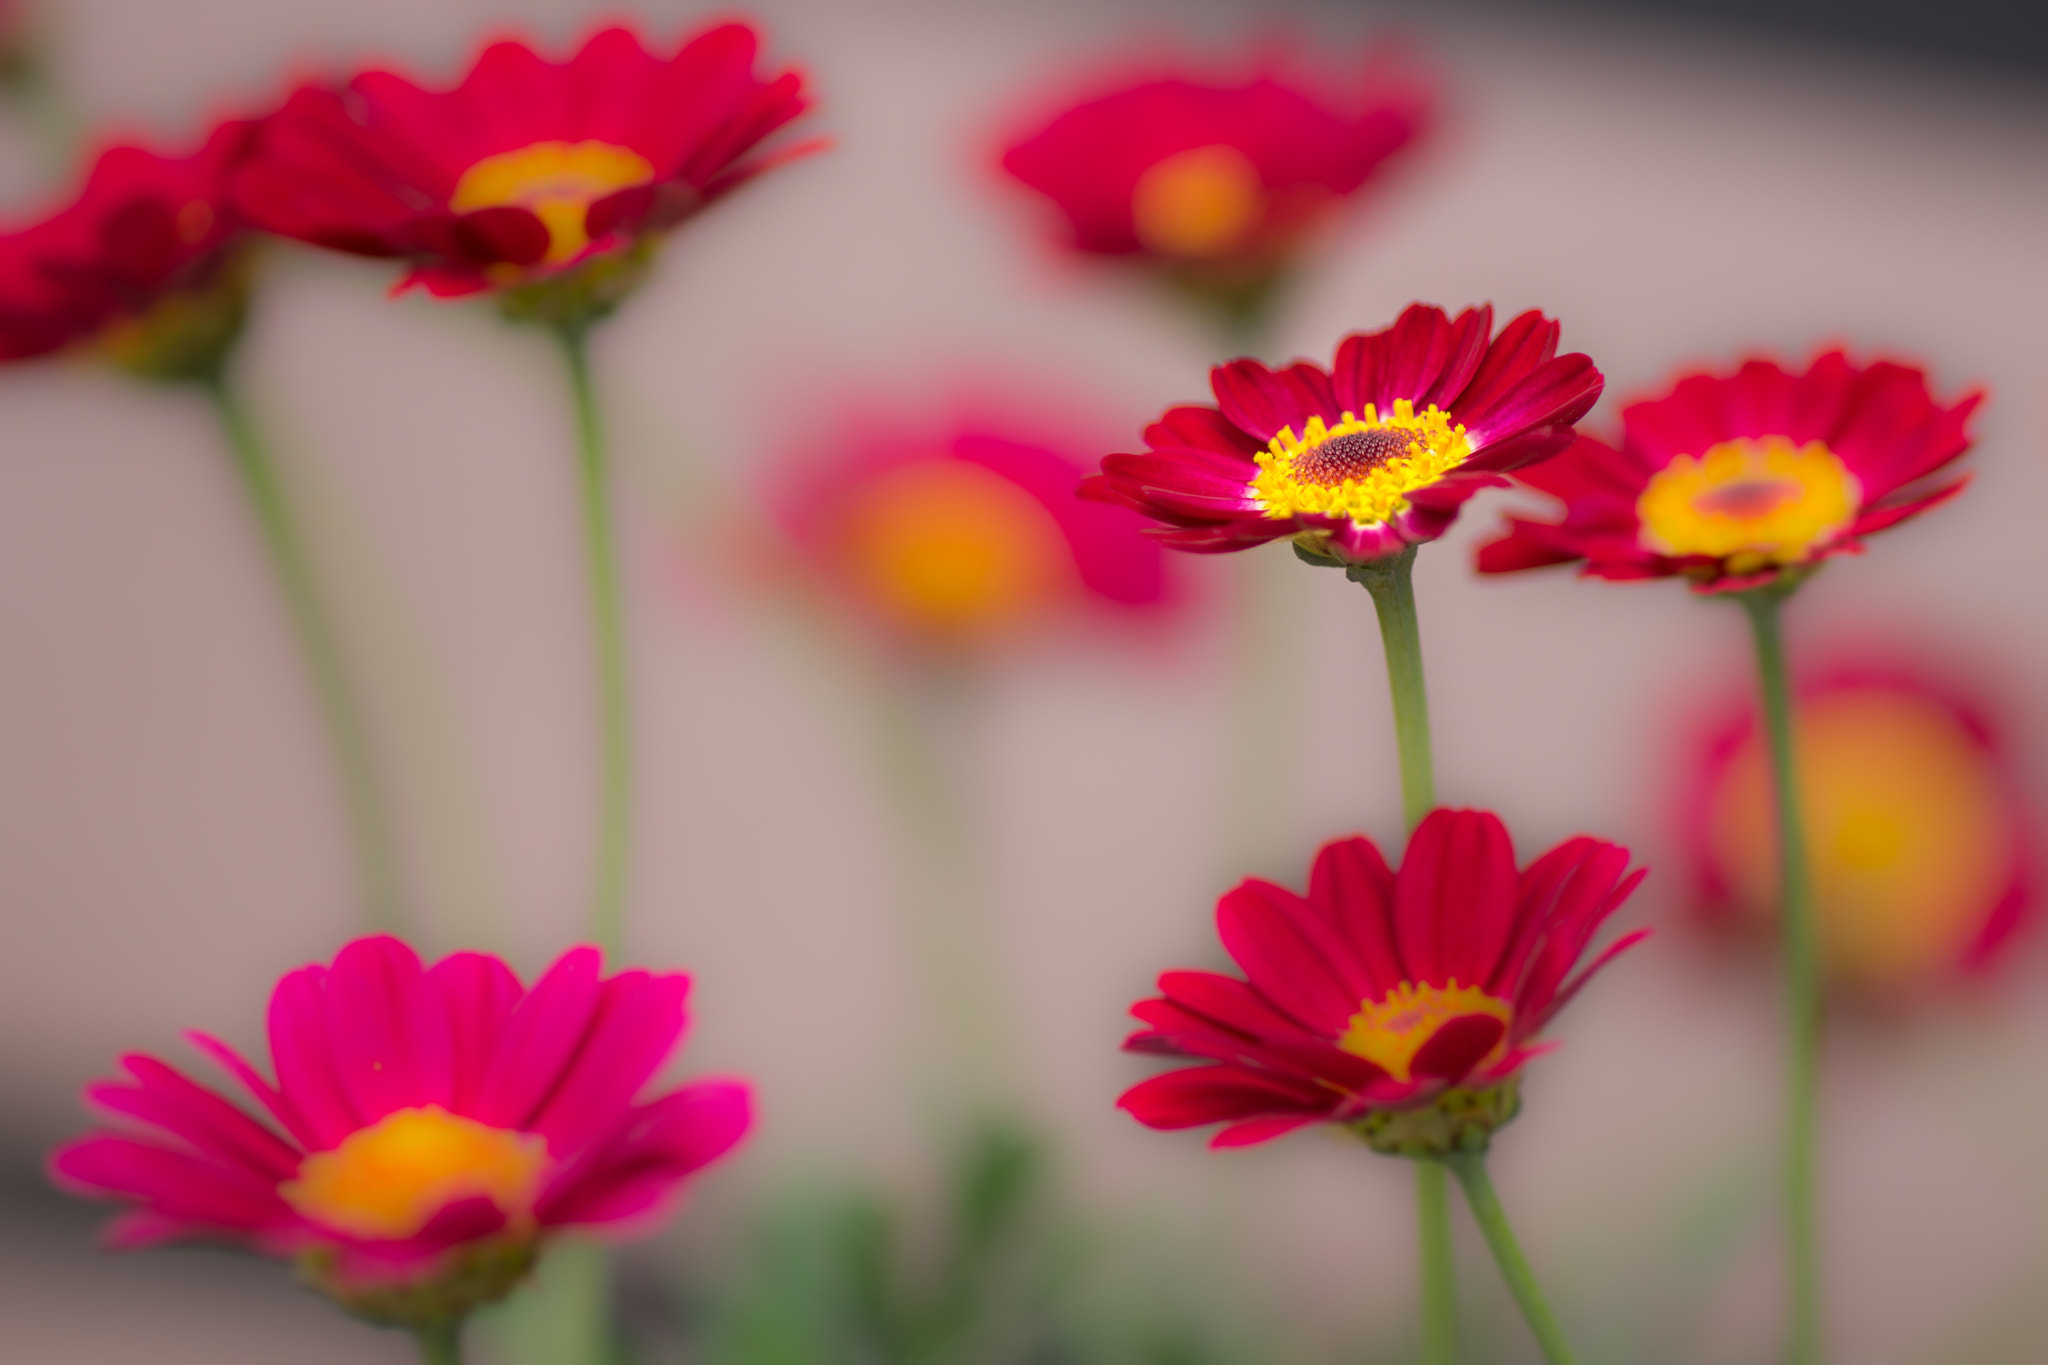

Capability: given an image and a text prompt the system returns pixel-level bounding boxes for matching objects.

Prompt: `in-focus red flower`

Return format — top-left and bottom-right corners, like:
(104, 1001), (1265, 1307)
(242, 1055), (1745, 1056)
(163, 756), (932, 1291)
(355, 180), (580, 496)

(774, 414), (1170, 646)
(1686, 661), (2031, 993)
(0, 121), (255, 376)
(1083, 303), (1602, 565)
(233, 23), (814, 304)
(1477, 352), (1979, 594)
(999, 45), (1430, 306)
(51, 937), (750, 1327)
(1120, 809), (1646, 1154)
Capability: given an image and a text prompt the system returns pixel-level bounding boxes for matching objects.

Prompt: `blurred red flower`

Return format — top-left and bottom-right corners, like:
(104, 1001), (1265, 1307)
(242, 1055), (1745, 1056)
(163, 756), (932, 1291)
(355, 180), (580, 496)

(0, 121), (254, 375)
(772, 412), (1171, 648)
(1120, 809), (1645, 1153)
(999, 43), (1430, 307)
(1083, 303), (1602, 564)
(51, 937), (750, 1327)
(1478, 352), (1979, 594)
(1685, 661), (2031, 993)
(233, 23), (815, 301)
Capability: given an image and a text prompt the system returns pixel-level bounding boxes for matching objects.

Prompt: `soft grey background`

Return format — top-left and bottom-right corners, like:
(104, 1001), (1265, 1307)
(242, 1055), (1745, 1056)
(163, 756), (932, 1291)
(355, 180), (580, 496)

(2, 0), (2046, 1360)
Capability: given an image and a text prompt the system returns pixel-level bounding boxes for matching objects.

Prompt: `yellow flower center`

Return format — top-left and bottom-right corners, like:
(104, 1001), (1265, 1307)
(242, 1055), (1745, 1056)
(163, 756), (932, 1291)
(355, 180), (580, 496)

(1250, 402), (1473, 528)
(1339, 981), (1514, 1084)
(1130, 145), (1264, 259)
(837, 460), (1073, 637)
(1708, 691), (2012, 988)
(1636, 436), (1860, 574)
(281, 1106), (550, 1241)
(449, 140), (656, 266)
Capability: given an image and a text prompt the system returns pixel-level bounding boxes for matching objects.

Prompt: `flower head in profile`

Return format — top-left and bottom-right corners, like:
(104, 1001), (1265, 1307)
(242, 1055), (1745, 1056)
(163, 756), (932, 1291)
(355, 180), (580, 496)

(0, 121), (256, 380)
(51, 937), (750, 1330)
(234, 23), (815, 315)
(1687, 661), (2030, 994)
(999, 44), (1430, 315)
(773, 412), (1170, 649)
(1477, 352), (1979, 594)
(1084, 304), (1602, 565)
(1120, 809), (1646, 1156)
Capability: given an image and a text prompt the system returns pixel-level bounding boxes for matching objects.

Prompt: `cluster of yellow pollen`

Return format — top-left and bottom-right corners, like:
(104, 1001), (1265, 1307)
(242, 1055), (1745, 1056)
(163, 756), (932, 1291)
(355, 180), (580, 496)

(1635, 435), (1861, 574)
(281, 1106), (550, 1242)
(1338, 980), (1513, 1084)
(1249, 401), (1473, 528)
(1130, 144), (1266, 260)
(450, 140), (657, 266)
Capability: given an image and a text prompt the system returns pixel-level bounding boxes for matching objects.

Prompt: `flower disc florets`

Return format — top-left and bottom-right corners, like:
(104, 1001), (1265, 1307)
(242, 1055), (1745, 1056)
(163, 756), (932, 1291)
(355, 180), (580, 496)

(1253, 403), (1472, 526)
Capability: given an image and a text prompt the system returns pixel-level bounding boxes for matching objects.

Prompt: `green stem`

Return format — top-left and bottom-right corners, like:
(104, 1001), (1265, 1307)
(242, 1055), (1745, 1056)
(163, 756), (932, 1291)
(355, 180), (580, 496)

(204, 376), (404, 932)
(1349, 544), (1450, 1361)
(1740, 587), (1823, 1365)
(1349, 545), (1435, 828)
(413, 1319), (465, 1365)
(1446, 1153), (1581, 1365)
(554, 323), (632, 956)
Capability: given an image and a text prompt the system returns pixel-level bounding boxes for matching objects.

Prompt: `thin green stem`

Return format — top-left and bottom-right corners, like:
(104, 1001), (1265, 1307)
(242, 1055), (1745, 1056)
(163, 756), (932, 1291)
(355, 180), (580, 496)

(1445, 1153), (1581, 1365)
(1415, 1157), (1461, 1365)
(1740, 587), (1823, 1365)
(554, 323), (632, 956)
(413, 1319), (465, 1365)
(1349, 544), (1451, 1362)
(1350, 545), (1435, 828)
(205, 376), (404, 932)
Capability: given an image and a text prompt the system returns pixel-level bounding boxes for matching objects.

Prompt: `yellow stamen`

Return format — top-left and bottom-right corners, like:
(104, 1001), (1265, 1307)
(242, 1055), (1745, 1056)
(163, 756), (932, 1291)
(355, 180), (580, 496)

(1249, 402), (1473, 528)
(1709, 691), (2011, 988)
(1636, 435), (1860, 574)
(1339, 981), (1513, 1084)
(1130, 145), (1264, 259)
(281, 1106), (549, 1241)
(837, 460), (1073, 636)
(449, 141), (655, 266)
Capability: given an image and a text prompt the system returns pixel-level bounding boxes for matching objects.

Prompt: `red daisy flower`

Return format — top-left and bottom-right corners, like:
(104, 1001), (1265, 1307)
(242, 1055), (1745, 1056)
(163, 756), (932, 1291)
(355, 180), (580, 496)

(0, 121), (255, 376)
(1083, 303), (1603, 565)
(232, 23), (815, 304)
(51, 937), (751, 1328)
(1120, 809), (1646, 1154)
(998, 44), (1430, 303)
(1477, 351), (1980, 594)
(1685, 659), (2031, 994)
(770, 410), (1171, 647)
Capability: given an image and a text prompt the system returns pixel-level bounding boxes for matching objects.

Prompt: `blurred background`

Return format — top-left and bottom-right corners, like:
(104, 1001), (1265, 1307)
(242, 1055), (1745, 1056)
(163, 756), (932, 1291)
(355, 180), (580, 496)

(2, 0), (2046, 1361)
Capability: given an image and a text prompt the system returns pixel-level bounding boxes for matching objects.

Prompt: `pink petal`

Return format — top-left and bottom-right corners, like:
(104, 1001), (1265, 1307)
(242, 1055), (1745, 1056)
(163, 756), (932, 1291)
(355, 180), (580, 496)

(324, 936), (453, 1121)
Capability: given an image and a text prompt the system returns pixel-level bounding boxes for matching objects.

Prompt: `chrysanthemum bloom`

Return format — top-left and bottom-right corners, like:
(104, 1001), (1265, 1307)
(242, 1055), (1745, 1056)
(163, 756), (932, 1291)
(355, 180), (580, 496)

(0, 121), (256, 380)
(774, 417), (1170, 648)
(233, 23), (815, 318)
(1688, 663), (2030, 993)
(1477, 352), (1979, 594)
(1083, 303), (1602, 566)
(999, 46), (1430, 317)
(51, 937), (751, 1334)
(1120, 809), (1646, 1155)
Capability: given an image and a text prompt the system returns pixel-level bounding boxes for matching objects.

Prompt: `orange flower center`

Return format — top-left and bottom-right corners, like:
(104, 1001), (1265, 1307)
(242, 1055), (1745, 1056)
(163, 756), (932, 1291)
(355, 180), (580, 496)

(281, 1106), (549, 1241)
(1130, 145), (1264, 259)
(449, 141), (656, 266)
(1338, 981), (1513, 1084)
(1636, 436), (1860, 574)
(836, 460), (1073, 637)
(1708, 691), (2012, 988)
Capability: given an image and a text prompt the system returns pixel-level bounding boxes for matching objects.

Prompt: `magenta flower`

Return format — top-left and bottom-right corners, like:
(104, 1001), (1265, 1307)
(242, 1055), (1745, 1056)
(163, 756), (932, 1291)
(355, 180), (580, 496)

(51, 937), (750, 1327)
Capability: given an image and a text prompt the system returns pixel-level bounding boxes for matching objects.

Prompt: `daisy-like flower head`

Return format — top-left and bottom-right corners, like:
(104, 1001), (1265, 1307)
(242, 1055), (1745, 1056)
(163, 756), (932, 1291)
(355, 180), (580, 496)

(773, 414), (1169, 648)
(1120, 809), (1646, 1156)
(1687, 660), (2031, 994)
(1477, 351), (1980, 594)
(0, 121), (256, 380)
(1084, 303), (1603, 565)
(51, 937), (751, 1330)
(233, 23), (815, 315)
(999, 44), (1430, 313)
